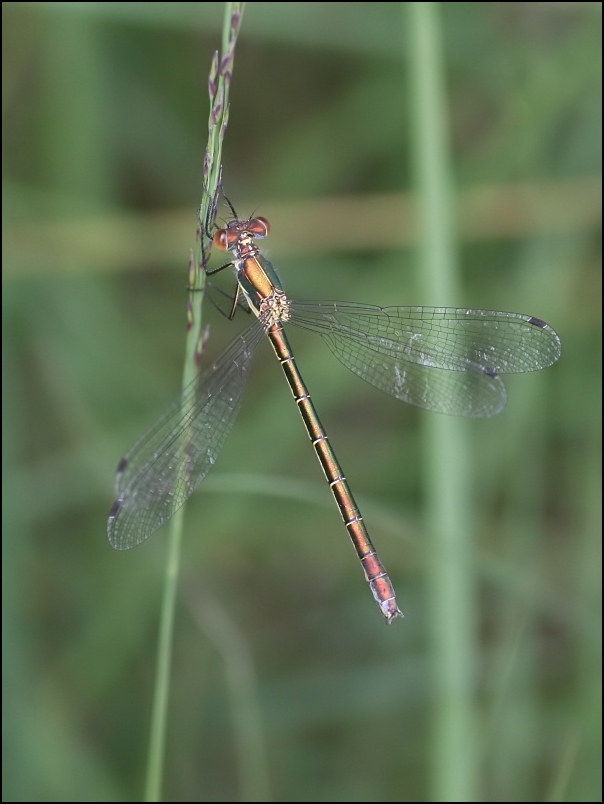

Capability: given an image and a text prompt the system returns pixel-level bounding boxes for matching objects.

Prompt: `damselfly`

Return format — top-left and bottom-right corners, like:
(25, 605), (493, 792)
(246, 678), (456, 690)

(108, 214), (561, 623)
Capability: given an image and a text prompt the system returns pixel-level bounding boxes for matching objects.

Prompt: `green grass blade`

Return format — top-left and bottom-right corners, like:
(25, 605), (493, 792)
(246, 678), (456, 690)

(144, 5), (246, 801)
(408, 3), (479, 800)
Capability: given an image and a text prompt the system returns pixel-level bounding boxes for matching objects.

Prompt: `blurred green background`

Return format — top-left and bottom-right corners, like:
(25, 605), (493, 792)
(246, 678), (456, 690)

(3, 2), (601, 802)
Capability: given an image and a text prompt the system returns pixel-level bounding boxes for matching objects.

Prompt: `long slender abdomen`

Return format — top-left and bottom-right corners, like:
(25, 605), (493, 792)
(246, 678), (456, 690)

(267, 322), (403, 623)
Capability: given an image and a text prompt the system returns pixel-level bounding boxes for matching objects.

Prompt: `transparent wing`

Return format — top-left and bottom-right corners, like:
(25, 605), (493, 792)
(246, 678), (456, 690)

(107, 320), (265, 550)
(289, 302), (561, 417)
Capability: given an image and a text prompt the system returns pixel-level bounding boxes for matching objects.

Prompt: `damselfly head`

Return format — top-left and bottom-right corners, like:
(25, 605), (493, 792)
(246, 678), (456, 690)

(213, 216), (271, 252)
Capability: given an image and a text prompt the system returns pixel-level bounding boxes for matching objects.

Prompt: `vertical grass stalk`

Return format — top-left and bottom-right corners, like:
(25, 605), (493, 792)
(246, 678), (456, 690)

(407, 3), (479, 801)
(144, 4), (246, 801)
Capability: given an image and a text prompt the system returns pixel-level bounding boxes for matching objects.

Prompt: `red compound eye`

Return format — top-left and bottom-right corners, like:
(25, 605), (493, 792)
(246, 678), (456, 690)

(213, 229), (230, 251)
(248, 217), (270, 238)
